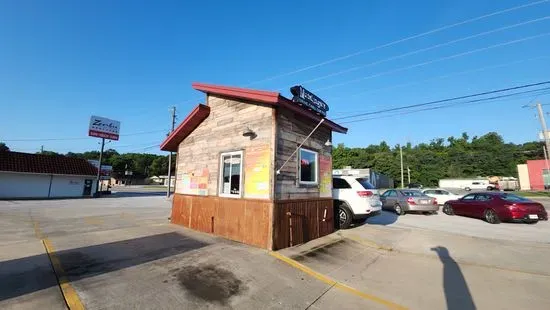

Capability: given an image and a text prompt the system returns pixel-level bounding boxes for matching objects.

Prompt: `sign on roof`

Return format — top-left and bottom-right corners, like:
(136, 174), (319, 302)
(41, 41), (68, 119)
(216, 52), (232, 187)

(89, 116), (120, 140)
(290, 85), (329, 117)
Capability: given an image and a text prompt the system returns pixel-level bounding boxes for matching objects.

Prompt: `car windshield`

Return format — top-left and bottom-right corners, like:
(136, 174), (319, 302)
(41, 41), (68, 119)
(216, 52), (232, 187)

(401, 190), (423, 197)
(499, 193), (531, 202)
(356, 178), (375, 189)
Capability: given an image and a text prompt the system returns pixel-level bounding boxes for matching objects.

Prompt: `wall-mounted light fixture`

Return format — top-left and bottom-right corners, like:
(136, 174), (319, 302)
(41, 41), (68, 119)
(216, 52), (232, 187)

(324, 139), (332, 147)
(242, 126), (257, 139)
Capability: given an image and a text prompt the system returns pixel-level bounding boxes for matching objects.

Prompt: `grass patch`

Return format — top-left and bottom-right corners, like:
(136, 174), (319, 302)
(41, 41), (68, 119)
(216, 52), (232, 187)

(509, 191), (550, 197)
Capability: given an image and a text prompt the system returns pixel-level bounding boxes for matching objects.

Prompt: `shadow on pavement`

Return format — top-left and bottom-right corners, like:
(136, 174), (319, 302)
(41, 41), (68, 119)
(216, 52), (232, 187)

(431, 246), (476, 310)
(363, 210), (399, 226)
(0, 232), (208, 301)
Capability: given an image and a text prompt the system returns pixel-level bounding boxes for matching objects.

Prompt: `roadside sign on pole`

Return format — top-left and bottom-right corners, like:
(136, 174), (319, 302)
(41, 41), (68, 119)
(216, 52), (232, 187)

(89, 116), (121, 140)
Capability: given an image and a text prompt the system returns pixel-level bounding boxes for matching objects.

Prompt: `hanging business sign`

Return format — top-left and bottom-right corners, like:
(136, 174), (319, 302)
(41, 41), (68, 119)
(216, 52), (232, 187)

(89, 115), (120, 140)
(290, 85), (329, 117)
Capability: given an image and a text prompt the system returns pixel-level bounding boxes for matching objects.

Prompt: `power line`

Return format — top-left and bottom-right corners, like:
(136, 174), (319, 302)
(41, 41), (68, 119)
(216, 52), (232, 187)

(335, 80), (550, 121)
(124, 144), (161, 153)
(341, 88), (550, 125)
(328, 55), (550, 106)
(2, 129), (168, 142)
(177, 0), (549, 106)
(314, 32), (550, 92)
(339, 85), (550, 125)
(244, 0), (549, 86)
(298, 15), (550, 86)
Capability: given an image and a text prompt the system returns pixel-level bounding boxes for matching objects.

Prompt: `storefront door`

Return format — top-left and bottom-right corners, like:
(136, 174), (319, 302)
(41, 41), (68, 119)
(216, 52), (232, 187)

(83, 179), (93, 196)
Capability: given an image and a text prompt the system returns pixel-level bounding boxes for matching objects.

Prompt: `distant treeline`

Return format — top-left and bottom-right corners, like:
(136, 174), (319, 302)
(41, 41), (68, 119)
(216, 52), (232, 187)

(0, 142), (174, 178)
(333, 132), (544, 187)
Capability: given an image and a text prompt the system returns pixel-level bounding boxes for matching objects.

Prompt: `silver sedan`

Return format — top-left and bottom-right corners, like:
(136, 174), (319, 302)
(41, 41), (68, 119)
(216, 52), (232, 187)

(380, 189), (439, 215)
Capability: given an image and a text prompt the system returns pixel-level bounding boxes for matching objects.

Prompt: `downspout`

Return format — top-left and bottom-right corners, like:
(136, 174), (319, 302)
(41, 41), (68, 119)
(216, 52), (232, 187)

(47, 174), (53, 198)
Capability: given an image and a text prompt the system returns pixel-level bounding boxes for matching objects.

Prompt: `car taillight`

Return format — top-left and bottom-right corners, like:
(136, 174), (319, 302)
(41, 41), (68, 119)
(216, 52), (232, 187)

(357, 191), (373, 197)
(407, 197), (416, 204)
(505, 204), (519, 211)
(433, 198), (438, 205)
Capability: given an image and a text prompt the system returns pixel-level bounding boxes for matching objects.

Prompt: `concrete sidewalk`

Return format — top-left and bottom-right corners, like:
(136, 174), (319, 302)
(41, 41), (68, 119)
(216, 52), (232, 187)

(277, 224), (550, 310)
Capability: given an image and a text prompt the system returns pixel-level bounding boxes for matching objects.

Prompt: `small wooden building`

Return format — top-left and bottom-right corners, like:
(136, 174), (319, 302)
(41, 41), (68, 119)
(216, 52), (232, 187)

(160, 83), (347, 250)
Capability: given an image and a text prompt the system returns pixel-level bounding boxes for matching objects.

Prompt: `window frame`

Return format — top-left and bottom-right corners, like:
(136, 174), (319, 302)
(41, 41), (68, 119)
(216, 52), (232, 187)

(218, 150), (244, 198)
(298, 148), (319, 185)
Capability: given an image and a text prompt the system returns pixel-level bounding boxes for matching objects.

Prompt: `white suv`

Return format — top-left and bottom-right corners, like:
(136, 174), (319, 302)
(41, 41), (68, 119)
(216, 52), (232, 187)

(332, 176), (382, 229)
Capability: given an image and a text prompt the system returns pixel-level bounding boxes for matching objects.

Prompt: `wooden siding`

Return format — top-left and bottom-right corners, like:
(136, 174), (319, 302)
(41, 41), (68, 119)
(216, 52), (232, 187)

(176, 95), (274, 197)
(171, 194), (273, 249)
(272, 198), (334, 250)
(275, 109), (332, 200)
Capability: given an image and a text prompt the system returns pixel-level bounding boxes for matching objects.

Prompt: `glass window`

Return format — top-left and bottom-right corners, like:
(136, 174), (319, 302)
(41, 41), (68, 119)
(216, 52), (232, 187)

(438, 190), (449, 195)
(387, 190), (398, 197)
(219, 151), (243, 197)
(462, 194), (476, 201)
(299, 148), (318, 184)
(333, 178), (351, 189)
(400, 190), (423, 197)
(475, 194), (492, 201)
(356, 178), (375, 189)
(500, 193), (531, 202)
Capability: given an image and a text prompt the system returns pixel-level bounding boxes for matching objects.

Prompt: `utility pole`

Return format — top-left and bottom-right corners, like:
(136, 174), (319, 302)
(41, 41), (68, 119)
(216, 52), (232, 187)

(40, 145), (44, 153)
(167, 106), (177, 198)
(407, 166), (411, 185)
(95, 138), (105, 196)
(536, 103), (550, 189)
(400, 144), (404, 188)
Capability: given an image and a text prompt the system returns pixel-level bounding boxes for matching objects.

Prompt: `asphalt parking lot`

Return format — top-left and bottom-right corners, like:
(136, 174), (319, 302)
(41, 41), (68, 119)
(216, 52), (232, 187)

(1, 191), (550, 309)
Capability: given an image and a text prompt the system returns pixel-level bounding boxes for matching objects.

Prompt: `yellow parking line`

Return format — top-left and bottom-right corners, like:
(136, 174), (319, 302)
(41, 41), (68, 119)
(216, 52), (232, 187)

(269, 251), (407, 310)
(32, 219), (85, 310)
(43, 239), (85, 310)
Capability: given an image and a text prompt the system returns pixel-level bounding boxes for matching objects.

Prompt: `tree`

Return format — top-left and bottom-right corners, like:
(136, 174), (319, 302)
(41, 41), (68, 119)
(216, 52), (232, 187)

(332, 132), (544, 187)
(0, 142), (9, 152)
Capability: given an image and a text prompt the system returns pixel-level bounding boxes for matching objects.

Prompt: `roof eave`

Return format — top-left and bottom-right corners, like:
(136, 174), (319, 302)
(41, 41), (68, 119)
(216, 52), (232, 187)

(160, 104), (211, 152)
(192, 82), (281, 104)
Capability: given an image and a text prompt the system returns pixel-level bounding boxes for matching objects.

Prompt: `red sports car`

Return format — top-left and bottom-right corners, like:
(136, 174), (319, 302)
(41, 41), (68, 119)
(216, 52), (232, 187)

(443, 192), (548, 224)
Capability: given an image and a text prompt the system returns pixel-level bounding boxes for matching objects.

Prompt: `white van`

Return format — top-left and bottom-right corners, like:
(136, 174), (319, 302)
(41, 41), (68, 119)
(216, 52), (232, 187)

(464, 180), (490, 191)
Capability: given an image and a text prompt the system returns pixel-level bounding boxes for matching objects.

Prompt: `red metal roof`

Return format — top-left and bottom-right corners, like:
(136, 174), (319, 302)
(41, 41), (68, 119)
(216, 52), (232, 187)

(191, 82), (347, 133)
(0, 152), (98, 176)
(160, 84), (348, 152)
(160, 104), (211, 152)
(192, 82), (281, 105)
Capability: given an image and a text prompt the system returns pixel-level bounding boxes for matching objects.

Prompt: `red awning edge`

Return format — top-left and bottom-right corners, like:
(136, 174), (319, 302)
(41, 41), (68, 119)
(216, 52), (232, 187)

(160, 104), (211, 152)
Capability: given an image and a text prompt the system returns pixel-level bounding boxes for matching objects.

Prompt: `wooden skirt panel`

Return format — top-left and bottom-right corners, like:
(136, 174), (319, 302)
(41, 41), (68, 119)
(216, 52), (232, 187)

(272, 198), (334, 250)
(171, 194), (273, 249)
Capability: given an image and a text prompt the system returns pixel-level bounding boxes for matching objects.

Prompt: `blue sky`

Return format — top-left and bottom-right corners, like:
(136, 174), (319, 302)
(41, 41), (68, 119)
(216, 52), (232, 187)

(1, 0), (550, 154)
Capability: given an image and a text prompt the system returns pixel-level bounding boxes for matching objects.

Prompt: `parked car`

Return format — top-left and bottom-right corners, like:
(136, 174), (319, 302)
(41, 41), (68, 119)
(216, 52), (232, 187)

(442, 192), (548, 224)
(422, 188), (462, 205)
(333, 176), (382, 229)
(380, 189), (438, 215)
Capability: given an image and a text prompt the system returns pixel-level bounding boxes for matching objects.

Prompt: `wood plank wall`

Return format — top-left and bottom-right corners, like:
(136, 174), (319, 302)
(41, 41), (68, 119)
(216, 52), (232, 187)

(172, 193), (273, 249)
(272, 198), (334, 250)
(275, 109), (332, 200)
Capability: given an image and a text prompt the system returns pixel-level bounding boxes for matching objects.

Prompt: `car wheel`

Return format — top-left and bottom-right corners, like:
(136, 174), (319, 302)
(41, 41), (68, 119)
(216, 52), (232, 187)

(486, 186), (493, 191)
(484, 209), (501, 224)
(338, 203), (353, 229)
(394, 204), (405, 216)
(443, 204), (454, 215)
(465, 187), (471, 191)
